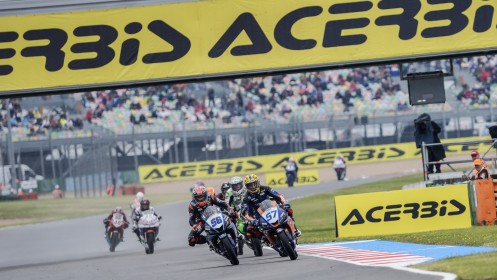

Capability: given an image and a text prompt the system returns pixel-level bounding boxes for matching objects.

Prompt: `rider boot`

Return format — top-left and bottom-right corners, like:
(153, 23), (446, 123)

(287, 208), (302, 238)
(133, 227), (141, 242)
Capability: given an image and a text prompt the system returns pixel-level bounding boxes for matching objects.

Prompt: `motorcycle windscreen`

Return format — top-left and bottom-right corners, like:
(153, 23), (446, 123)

(201, 206), (220, 221)
(113, 213), (123, 220)
(259, 199), (274, 212)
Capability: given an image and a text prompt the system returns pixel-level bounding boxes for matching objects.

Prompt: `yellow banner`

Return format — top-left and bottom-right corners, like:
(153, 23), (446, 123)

(139, 136), (490, 183)
(1, 0), (497, 94)
(335, 184), (471, 238)
(266, 170), (319, 188)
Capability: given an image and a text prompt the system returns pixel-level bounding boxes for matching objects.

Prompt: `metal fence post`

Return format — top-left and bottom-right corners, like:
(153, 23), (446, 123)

(6, 99), (16, 193)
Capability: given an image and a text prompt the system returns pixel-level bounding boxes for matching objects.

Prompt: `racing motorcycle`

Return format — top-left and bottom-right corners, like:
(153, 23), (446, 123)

(202, 206), (239, 265)
(106, 212), (127, 252)
(286, 171), (296, 187)
(236, 214), (263, 256)
(137, 210), (161, 254)
(256, 199), (298, 260)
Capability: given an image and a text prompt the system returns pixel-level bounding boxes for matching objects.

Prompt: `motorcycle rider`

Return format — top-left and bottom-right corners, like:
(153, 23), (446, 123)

(130, 192), (144, 227)
(217, 182), (231, 204)
(285, 158), (299, 187)
(103, 206), (129, 240)
(188, 185), (232, 247)
(333, 155), (347, 181)
(242, 174), (301, 238)
(132, 199), (162, 241)
(226, 176), (248, 254)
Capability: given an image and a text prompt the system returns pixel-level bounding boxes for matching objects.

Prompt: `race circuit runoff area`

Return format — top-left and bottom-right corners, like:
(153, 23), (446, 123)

(297, 240), (497, 268)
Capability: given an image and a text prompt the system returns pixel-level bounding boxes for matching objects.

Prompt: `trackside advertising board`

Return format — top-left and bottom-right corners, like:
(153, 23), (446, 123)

(2, 0), (497, 95)
(266, 170), (319, 188)
(139, 136), (490, 183)
(335, 184), (471, 238)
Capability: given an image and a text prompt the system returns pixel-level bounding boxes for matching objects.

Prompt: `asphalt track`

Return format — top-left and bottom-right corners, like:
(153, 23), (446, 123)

(0, 175), (448, 280)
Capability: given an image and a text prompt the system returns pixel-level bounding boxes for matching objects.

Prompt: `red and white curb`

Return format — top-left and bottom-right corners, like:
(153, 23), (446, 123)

(297, 242), (433, 267)
(296, 241), (457, 280)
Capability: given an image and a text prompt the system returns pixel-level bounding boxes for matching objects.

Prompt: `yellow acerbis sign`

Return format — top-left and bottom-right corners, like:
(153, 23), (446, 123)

(1, 0), (496, 94)
(266, 170), (319, 188)
(139, 136), (489, 183)
(335, 184), (471, 238)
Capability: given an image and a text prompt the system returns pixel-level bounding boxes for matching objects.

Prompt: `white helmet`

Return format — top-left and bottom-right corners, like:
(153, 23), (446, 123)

(136, 192), (144, 202)
(229, 176), (246, 196)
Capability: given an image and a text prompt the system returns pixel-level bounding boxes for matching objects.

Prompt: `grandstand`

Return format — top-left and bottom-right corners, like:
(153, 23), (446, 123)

(1, 54), (497, 196)
(0, 58), (491, 145)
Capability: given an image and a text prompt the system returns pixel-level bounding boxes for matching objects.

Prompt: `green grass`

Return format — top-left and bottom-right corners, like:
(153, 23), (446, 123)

(0, 193), (190, 227)
(292, 174), (497, 279)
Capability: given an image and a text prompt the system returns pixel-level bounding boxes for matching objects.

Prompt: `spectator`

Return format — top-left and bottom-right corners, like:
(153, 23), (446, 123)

(207, 88), (215, 107)
(52, 184), (64, 199)
(470, 159), (490, 180)
(470, 150), (488, 169)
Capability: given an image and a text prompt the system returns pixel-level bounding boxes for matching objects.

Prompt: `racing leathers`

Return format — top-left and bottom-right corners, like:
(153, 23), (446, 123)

(188, 193), (231, 246)
(242, 185), (300, 237)
(103, 209), (129, 238)
(132, 206), (161, 240)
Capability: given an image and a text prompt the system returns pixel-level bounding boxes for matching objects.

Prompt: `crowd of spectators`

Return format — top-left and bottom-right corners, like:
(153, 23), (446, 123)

(76, 64), (452, 135)
(5, 61), (461, 138)
(0, 99), (84, 139)
(454, 56), (495, 108)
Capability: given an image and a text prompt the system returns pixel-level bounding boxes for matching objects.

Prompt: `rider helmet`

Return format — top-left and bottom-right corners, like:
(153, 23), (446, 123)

(229, 176), (246, 196)
(136, 191), (144, 202)
(206, 187), (216, 197)
(140, 199), (150, 211)
(244, 174), (260, 194)
(288, 157), (295, 163)
(192, 186), (208, 207)
(114, 206), (122, 213)
(220, 182), (230, 194)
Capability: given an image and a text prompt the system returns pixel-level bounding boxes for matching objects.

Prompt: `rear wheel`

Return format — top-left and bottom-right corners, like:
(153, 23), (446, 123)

(278, 231), (298, 260)
(146, 232), (155, 254)
(252, 238), (263, 256)
(221, 238), (239, 265)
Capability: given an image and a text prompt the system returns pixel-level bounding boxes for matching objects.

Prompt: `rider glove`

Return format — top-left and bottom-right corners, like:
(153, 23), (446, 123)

(250, 219), (259, 227)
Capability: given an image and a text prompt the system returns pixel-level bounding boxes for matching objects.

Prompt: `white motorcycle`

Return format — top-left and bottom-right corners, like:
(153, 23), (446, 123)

(137, 210), (161, 254)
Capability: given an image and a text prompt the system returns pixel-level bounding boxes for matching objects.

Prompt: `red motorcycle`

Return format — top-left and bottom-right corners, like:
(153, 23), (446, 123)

(106, 212), (127, 252)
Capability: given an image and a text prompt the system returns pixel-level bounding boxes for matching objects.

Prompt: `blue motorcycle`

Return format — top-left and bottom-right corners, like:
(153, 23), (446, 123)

(202, 206), (239, 265)
(256, 199), (298, 260)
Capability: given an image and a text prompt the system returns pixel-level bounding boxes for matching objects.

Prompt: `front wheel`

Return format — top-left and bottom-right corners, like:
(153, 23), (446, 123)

(146, 232), (155, 254)
(109, 231), (119, 252)
(221, 238), (239, 265)
(252, 237), (263, 257)
(277, 231), (298, 260)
